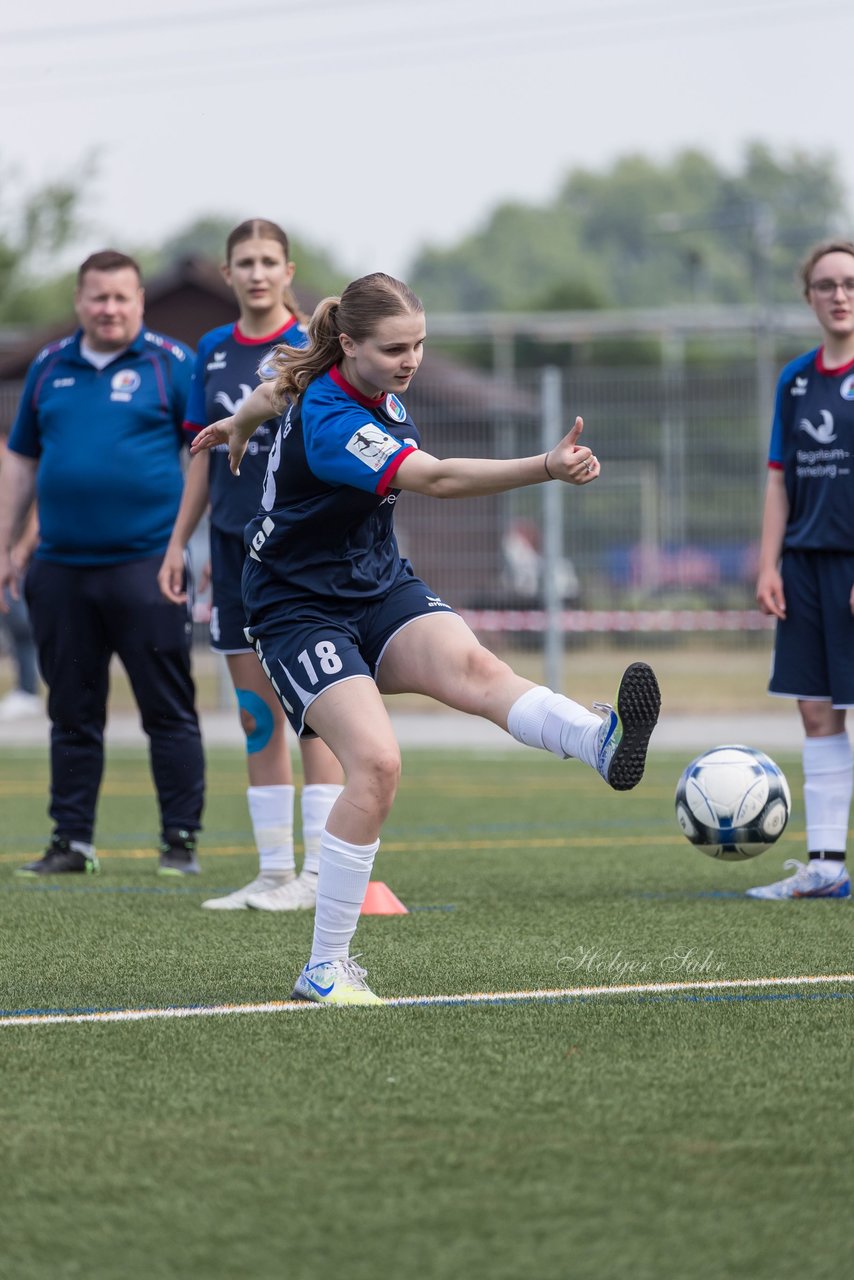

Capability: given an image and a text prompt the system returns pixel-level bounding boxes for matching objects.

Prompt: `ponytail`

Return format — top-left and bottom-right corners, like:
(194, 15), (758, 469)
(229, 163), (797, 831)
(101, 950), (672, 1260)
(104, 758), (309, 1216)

(268, 272), (424, 411)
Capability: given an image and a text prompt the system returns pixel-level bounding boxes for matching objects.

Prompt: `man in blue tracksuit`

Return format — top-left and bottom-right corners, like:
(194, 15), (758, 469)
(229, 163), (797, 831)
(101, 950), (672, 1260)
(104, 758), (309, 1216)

(0, 250), (205, 875)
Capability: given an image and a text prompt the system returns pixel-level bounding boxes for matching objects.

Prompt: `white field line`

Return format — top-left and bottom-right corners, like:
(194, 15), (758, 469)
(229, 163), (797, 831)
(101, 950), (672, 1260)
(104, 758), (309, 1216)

(2, 973), (854, 1028)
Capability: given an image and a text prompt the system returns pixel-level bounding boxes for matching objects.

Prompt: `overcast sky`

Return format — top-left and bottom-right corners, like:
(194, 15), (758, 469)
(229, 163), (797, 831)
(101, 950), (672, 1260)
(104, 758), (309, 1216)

(2, 0), (854, 280)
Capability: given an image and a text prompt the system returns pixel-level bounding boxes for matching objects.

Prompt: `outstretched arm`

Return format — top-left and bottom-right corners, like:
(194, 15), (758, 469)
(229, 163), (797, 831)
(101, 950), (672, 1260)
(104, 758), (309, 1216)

(190, 382), (277, 476)
(394, 416), (599, 499)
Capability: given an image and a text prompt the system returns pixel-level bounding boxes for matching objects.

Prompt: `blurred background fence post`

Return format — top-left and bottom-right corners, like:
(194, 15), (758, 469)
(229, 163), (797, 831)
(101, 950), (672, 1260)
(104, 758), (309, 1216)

(541, 366), (564, 693)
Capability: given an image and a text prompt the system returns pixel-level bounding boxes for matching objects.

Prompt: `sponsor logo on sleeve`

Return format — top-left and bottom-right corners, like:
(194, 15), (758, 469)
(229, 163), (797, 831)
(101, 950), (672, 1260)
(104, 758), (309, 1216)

(345, 423), (402, 471)
(110, 369), (142, 402)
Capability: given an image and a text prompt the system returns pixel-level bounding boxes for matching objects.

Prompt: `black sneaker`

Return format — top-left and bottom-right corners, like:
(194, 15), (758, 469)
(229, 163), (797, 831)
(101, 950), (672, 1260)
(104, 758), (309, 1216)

(593, 662), (661, 791)
(158, 827), (200, 876)
(16, 835), (100, 877)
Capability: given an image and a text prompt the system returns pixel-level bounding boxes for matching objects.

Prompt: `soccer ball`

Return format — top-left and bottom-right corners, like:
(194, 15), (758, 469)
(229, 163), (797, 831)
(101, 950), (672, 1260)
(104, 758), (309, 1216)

(674, 744), (791, 861)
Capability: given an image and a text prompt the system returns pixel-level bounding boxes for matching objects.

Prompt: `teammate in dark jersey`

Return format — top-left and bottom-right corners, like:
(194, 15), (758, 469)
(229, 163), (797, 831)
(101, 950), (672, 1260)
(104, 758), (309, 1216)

(159, 220), (342, 912)
(192, 272), (660, 1004)
(748, 240), (854, 901)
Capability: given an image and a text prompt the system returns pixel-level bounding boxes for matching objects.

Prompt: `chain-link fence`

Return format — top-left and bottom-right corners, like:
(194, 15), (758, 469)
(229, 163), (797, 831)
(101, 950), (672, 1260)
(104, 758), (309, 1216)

(402, 361), (769, 628)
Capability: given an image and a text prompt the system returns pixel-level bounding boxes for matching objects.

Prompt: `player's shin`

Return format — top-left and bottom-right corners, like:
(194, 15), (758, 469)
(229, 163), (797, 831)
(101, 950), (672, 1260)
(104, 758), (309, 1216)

(309, 830), (380, 965)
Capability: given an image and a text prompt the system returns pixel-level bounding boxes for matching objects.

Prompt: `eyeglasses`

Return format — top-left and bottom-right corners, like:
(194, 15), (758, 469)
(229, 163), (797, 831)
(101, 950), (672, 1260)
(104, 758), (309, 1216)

(808, 278), (854, 298)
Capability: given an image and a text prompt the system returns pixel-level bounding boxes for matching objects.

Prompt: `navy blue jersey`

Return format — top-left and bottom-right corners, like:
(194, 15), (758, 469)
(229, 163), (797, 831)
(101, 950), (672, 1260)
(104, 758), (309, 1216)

(184, 317), (308, 537)
(242, 366), (420, 616)
(768, 347), (854, 552)
(9, 327), (193, 566)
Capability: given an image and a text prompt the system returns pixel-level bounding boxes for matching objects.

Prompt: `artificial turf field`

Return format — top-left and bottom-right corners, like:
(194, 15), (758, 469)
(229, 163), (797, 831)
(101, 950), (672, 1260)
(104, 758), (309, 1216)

(1, 744), (851, 1280)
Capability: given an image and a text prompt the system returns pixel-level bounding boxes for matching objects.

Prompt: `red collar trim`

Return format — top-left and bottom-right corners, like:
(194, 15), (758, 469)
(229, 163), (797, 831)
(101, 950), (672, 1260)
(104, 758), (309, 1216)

(816, 346), (854, 377)
(233, 317), (298, 347)
(329, 364), (385, 408)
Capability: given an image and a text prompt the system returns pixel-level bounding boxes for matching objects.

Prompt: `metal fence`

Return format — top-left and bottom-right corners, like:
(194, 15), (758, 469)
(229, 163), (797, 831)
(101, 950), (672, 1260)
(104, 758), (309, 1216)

(400, 361), (770, 628)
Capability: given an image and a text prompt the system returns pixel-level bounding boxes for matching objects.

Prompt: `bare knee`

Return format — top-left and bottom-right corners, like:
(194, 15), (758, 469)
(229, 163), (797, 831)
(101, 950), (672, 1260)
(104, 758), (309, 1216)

(350, 747), (401, 823)
(799, 700), (846, 737)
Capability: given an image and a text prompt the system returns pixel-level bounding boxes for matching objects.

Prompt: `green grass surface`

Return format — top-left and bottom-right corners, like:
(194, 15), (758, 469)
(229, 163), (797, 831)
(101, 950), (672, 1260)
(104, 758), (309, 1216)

(1, 746), (851, 1280)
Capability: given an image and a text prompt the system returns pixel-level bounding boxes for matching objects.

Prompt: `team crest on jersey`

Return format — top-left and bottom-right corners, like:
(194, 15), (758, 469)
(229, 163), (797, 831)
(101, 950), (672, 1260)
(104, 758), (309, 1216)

(110, 369), (141, 401)
(257, 349), (278, 381)
(385, 393), (406, 423)
(841, 374), (854, 401)
(345, 423), (402, 471)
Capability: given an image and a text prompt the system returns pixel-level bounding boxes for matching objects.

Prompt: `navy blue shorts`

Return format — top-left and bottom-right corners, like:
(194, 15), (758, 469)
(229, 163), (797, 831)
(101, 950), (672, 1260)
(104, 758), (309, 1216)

(245, 573), (455, 736)
(209, 525), (251, 654)
(769, 550), (854, 707)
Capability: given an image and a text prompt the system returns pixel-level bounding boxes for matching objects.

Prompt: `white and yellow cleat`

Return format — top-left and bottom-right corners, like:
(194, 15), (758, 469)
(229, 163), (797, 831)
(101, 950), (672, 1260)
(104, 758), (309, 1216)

(292, 957), (383, 1006)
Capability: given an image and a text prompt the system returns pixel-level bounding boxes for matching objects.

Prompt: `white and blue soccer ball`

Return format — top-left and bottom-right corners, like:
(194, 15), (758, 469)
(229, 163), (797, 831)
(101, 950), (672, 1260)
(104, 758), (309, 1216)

(675, 744), (791, 862)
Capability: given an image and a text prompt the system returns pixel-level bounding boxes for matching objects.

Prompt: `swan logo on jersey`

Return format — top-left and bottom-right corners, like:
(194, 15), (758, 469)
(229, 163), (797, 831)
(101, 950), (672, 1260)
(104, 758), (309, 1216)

(214, 384), (254, 415)
(385, 393), (406, 423)
(345, 423), (402, 471)
(110, 369), (141, 401)
(798, 409), (837, 444)
(841, 374), (854, 401)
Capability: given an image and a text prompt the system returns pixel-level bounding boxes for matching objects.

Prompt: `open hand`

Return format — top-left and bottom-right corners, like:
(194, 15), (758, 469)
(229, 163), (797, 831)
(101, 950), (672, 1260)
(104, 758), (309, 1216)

(190, 418), (247, 476)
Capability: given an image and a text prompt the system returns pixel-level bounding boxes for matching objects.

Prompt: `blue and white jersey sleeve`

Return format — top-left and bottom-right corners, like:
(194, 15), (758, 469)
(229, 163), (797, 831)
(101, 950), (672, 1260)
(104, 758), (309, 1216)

(768, 350), (817, 468)
(7, 339), (72, 458)
(303, 399), (417, 495)
(184, 333), (221, 432)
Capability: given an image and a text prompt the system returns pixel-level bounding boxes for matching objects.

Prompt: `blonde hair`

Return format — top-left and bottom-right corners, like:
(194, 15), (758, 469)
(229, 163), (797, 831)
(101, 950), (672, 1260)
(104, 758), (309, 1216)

(799, 239), (854, 296)
(268, 272), (423, 410)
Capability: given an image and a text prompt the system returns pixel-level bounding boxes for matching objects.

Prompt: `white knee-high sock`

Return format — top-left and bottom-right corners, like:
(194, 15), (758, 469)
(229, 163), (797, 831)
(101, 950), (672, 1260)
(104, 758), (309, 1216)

(300, 784), (344, 875)
(246, 785), (296, 876)
(507, 685), (601, 768)
(309, 831), (380, 966)
(803, 733), (852, 856)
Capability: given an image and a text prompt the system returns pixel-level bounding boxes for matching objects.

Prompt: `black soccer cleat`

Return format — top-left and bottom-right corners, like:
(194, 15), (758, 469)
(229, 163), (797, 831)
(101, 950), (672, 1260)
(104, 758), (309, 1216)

(16, 835), (100, 876)
(158, 827), (201, 876)
(594, 662), (662, 791)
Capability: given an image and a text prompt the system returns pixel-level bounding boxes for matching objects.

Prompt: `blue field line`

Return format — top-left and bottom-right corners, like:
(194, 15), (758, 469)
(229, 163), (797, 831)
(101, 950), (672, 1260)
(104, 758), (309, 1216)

(2, 974), (853, 1029)
(1, 883), (455, 908)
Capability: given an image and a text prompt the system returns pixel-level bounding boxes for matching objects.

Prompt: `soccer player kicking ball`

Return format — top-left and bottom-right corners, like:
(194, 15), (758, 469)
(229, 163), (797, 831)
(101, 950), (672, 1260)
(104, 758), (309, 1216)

(192, 273), (661, 1004)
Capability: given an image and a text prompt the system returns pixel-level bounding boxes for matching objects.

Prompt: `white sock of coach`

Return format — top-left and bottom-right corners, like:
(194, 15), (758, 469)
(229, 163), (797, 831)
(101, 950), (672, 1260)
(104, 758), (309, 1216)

(309, 830), (380, 966)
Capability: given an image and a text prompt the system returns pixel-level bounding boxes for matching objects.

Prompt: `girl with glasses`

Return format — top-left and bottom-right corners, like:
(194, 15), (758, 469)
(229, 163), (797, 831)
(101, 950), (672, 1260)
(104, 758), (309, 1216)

(748, 239), (854, 901)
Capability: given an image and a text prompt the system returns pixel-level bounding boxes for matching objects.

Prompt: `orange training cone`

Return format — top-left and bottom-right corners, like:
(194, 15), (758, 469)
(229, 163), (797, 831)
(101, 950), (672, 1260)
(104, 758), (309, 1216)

(360, 881), (409, 915)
